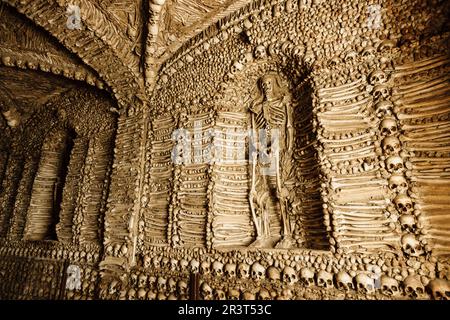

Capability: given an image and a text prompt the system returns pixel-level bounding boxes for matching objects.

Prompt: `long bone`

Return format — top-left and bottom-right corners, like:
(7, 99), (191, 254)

(397, 107), (450, 120)
(393, 58), (450, 77)
(395, 75), (450, 95)
(401, 121), (450, 130)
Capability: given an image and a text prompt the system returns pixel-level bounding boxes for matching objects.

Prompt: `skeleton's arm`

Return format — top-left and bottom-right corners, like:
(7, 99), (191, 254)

(285, 100), (294, 151)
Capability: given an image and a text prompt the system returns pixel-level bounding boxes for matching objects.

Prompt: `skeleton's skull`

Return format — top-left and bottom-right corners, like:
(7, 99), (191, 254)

(242, 291), (256, 300)
(373, 84), (390, 100)
(137, 288), (147, 300)
(212, 261), (224, 277)
(214, 289), (226, 300)
(180, 259), (189, 271)
(251, 262), (266, 281)
(161, 257), (170, 269)
(157, 277), (167, 292)
(237, 263), (250, 279)
(200, 282), (213, 300)
(200, 261), (210, 275)
(388, 174), (408, 193)
(266, 266), (281, 282)
(380, 275), (400, 296)
(300, 267), (315, 287)
(257, 288), (271, 300)
(168, 278), (177, 293)
(362, 45), (376, 58)
(138, 274), (147, 288)
(344, 50), (357, 63)
(399, 214), (416, 232)
(143, 256), (151, 268)
(380, 118), (398, 136)
(190, 259), (200, 273)
(375, 100), (393, 117)
(127, 288), (136, 300)
(401, 234), (423, 257)
(170, 258), (178, 271)
(378, 39), (396, 52)
(108, 280), (118, 296)
(427, 278), (450, 300)
(355, 273), (375, 293)
(335, 271), (354, 291)
(382, 136), (401, 155)
(254, 45), (267, 59)
(152, 256), (160, 269)
(394, 194), (414, 214)
(230, 60), (244, 74)
(283, 266), (297, 286)
(224, 263), (236, 278)
(317, 270), (334, 289)
(403, 275), (425, 298)
(386, 156), (404, 173)
(177, 280), (188, 296)
(227, 288), (240, 300)
(370, 70), (388, 85)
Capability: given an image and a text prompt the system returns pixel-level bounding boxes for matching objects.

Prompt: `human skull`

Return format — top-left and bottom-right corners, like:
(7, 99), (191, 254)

(355, 273), (375, 293)
(317, 270), (334, 289)
(168, 278), (177, 292)
(401, 234), (423, 257)
(257, 288), (271, 300)
(190, 259), (200, 273)
(161, 257), (170, 269)
(251, 262), (266, 281)
(200, 261), (210, 275)
(200, 282), (213, 300)
(230, 60), (244, 74)
(283, 266), (297, 286)
(427, 278), (450, 300)
(382, 136), (401, 155)
(399, 214), (417, 232)
(180, 259), (189, 271)
(108, 280), (118, 296)
(227, 288), (240, 300)
(373, 84), (390, 100)
(370, 70), (388, 85)
(157, 277), (166, 292)
(212, 261), (224, 277)
(380, 275), (400, 296)
(380, 118), (398, 136)
(143, 256), (151, 268)
(170, 258), (178, 271)
(242, 291), (256, 300)
(300, 267), (315, 287)
(138, 273), (147, 288)
(386, 155), (404, 173)
(362, 45), (376, 58)
(344, 50), (357, 63)
(177, 280), (188, 296)
(214, 289), (226, 300)
(335, 271), (354, 291)
(137, 288), (147, 300)
(237, 263), (250, 279)
(152, 256), (160, 269)
(254, 45), (266, 59)
(388, 174), (408, 193)
(378, 39), (396, 52)
(224, 263), (236, 278)
(375, 100), (393, 117)
(266, 266), (281, 282)
(394, 194), (414, 214)
(403, 275), (425, 298)
(127, 288), (136, 300)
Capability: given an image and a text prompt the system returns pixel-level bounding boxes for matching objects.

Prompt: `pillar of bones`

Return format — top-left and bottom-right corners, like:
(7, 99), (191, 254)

(0, 0), (449, 300)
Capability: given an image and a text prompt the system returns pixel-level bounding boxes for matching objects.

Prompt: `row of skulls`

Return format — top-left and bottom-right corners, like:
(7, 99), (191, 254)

(371, 53), (425, 258)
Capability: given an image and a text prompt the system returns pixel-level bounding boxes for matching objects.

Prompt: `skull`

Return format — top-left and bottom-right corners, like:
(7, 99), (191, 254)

(190, 259), (200, 273)
(152, 256), (160, 269)
(227, 288), (240, 300)
(161, 257), (170, 269)
(266, 266), (281, 282)
(157, 277), (166, 292)
(355, 273), (375, 293)
(375, 100), (393, 117)
(127, 288), (136, 300)
(137, 288), (147, 300)
(388, 174), (408, 193)
(177, 280), (188, 296)
(168, 278), (177, 292)
(170, 258), (178, 271)
(257, 288), (271, 300)
(251, 262), (266, 281)
(386, 155), (404, 173)
(254, 45), (266, 59)
(300, 267), (315, 287)
(317, 270), (334, 289)
(108, 280), (118, 296)
(399, 214), (417, 232)
(401, 234), (423, 257)
(214, 289), (226, 300)
(373, 84), (390, 100)
(282, 266), (297, 286)
(335, 271), (354, 291)
(344, 50), (357, 63)
(230, 60), (244, 74)
(138, 273), (147, 288)
(378, 39), (396, 52)
(380, 275), (400, 296)
(427, 278), (450, 300)
(237, 263), (250, 279)
(180, 259), (189, 270)
(200, 261), (210, 275)
(403, 275), (425, 298)
(212, 261), (224, 277)
(224, 263), (236, 278)
(380, 118), (398, 136)
(143, 256), (151, 268)
(394, 194), (414, 214)
(370, 70), (388, 85)
(242, 291), (255, 300)
(200, 282), (213, 300)
(382, 136), (401, 155)
(362, 45), (376, 58)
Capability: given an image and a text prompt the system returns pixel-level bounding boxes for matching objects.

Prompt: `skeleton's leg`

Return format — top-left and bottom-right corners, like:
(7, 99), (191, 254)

(249, 151), (261, 238)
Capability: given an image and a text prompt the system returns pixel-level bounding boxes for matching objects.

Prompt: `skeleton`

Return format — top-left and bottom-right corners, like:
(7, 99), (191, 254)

(248, 72), (295, 249)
